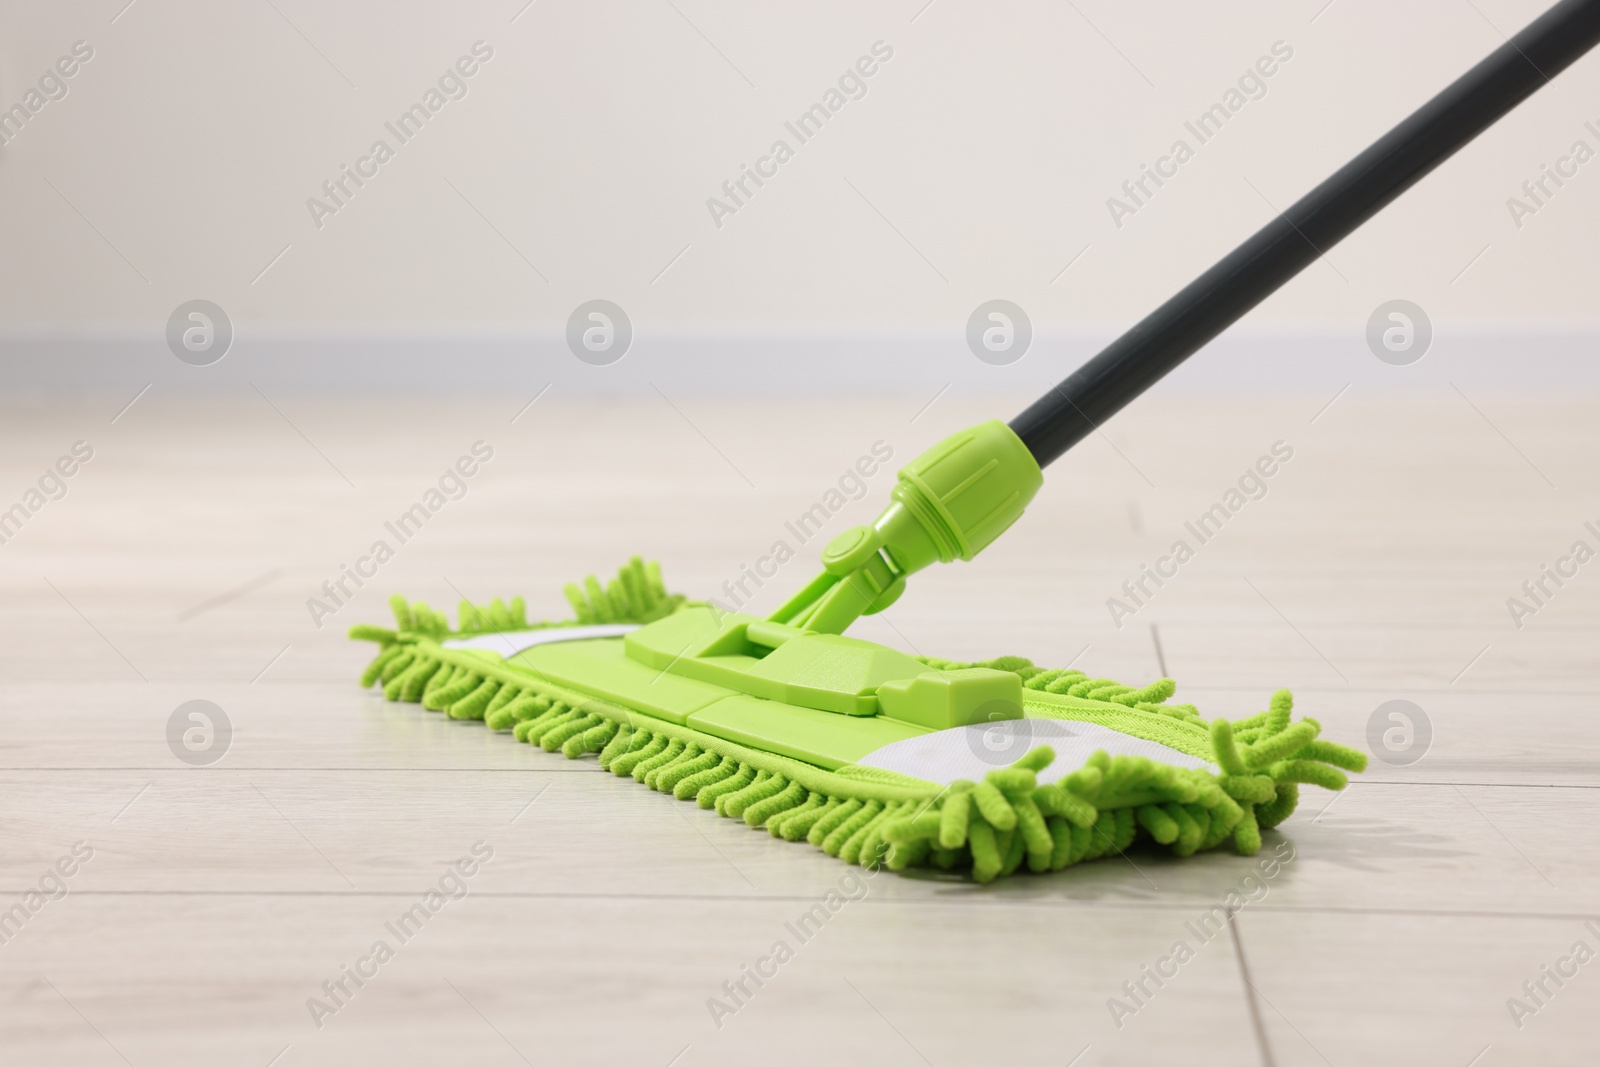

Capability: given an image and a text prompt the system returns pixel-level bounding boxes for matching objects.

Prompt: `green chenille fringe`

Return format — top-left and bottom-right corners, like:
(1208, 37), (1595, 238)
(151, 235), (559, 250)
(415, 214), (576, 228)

(365, 557), (689, 640)
(350, 561), (1366, 883)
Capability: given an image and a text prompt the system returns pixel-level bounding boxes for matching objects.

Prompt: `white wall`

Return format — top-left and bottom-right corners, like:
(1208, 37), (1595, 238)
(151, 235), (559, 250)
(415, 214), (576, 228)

(2, 0), (1597, 388)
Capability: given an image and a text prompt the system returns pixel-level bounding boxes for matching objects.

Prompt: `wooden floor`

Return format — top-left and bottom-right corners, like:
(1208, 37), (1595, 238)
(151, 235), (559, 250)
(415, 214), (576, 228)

(2, 387), (1596, 1066)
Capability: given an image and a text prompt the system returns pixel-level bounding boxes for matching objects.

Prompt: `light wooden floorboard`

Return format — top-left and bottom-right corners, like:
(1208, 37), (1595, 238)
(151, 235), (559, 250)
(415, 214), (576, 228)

(2, 391), (1596, 1065)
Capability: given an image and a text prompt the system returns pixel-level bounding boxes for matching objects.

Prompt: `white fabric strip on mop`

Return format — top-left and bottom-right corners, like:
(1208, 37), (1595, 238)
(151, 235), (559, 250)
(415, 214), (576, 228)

(855, 719), (1213, 785)
(442, 623), (640, 657)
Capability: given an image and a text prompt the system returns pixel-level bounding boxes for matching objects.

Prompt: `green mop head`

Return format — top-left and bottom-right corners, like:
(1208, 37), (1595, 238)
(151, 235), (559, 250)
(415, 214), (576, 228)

(351, 557), (1365, 883)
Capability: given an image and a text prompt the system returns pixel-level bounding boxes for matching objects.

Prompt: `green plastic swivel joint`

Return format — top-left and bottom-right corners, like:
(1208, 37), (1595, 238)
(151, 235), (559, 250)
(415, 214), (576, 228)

(769, 419), (1043, 634)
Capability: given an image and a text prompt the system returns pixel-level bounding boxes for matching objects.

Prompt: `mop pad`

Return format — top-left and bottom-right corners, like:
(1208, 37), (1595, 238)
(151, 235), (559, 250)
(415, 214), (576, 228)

(351, 558), (1364, 882)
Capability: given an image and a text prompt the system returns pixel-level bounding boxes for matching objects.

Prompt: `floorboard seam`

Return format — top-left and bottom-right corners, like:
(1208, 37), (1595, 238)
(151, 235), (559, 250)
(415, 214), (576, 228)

(1227, 911), (1277, 1067)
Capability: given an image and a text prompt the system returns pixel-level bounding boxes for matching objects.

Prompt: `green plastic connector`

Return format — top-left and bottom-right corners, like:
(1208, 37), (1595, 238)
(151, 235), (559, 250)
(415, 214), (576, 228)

(771, 419), (1043, 634)
(627, 607), (926, 716)
(623, 606), (1026, 730)
(876, 668), (1023, 731)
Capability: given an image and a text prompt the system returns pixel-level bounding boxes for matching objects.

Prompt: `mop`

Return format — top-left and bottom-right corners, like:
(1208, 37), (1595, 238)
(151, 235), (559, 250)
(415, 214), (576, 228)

(353, 1), (1600, 881)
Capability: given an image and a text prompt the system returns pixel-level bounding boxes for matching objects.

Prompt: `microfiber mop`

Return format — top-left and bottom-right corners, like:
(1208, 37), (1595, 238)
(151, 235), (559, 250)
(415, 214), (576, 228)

(354, 2), (1600, 881)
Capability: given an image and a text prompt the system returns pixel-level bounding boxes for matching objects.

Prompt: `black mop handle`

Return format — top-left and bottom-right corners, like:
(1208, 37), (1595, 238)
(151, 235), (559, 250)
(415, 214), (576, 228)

(1010, 0), (1600, 468)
